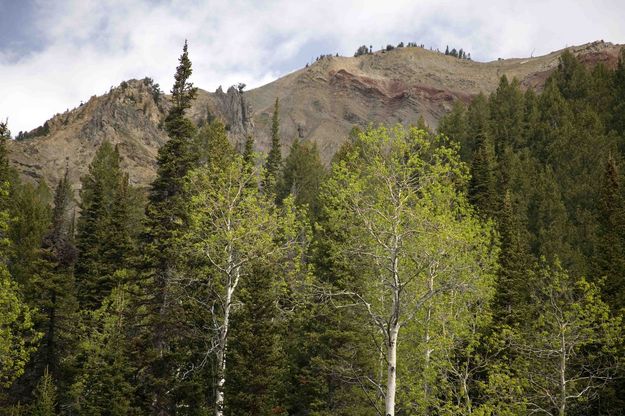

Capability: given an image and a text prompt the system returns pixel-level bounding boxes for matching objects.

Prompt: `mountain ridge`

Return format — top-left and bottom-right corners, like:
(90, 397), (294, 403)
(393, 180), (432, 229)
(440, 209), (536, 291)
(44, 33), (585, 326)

(8, 40), (623, 190)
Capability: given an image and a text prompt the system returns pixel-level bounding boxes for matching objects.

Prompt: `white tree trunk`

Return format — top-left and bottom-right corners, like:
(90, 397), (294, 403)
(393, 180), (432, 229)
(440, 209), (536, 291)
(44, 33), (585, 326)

(559, 328), (567, 416)
(214, 268), (238, 416)
(385, 324), (399, 416)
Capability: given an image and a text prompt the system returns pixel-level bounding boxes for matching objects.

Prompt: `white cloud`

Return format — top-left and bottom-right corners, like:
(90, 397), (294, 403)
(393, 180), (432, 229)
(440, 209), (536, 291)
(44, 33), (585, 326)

(1, 0), (624, 134)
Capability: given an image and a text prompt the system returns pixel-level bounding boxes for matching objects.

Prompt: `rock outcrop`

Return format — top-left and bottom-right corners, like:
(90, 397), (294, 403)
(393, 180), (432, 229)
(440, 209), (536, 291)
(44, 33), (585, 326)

(8, 41), (623, 190)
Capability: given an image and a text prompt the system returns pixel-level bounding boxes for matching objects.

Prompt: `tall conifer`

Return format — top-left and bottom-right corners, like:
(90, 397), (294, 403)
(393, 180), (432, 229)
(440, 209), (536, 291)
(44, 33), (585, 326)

(264, 98), (282, 192)
(138, 40), (199, 415)
(75, 141), (132, 309)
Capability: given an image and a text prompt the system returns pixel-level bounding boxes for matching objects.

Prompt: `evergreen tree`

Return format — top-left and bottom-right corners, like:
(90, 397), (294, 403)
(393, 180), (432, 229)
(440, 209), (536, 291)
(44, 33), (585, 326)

(492, 190), (531, 323)
(242, 135), (254, 166)
(70, 285), (138, 416)
(24, 171), (79, 401)
(8, 181), (51, 289)
(465, 93), (491, 155)
(30, 368), (56, 416)
(437, 101), (468, 159)
(489, 76), (524, 154)
(0, 181), (38, 389)
(137, 41), (199, 414)
(468, 134), (498, 219)
(553, 49), (590, 102)
(594, 155), (625, 310)
(284, 152), (377, 415)
(225, 263), (285, 416)
(610, 48), (625, 140)
(75, 141), (134, 309)
(264, 97), (282, 192)
(277, 139), (326, 218)
(193, 119), (234, 170)
(0, 121), (13, 203)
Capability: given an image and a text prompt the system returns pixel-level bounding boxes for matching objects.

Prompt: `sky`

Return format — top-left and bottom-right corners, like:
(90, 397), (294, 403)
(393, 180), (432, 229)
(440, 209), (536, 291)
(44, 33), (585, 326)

(1, 0), (625, 135)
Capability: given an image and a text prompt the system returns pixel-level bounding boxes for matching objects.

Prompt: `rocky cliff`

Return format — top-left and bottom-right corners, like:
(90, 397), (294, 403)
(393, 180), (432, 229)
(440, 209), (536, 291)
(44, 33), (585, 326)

(8, 40), (623, 190)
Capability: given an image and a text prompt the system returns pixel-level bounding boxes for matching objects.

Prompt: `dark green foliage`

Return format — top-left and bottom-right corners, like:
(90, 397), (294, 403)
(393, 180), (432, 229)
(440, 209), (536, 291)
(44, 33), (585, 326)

(264, 97), (282, 192)
(15, 123), (50, 142)
(8, 182), (51, 288)
(75, 141), (136, 309)
(137, 41), (200, 415)
(242, 135), (254, 166)
(594, 155), (625, 310)
(18, 171), (79, 405)
(610, 49), (625, 139)
(30, 369), (55, 416)
(70, 285), (138, 416)
(440, 50), (625, 414)
(192, 118), (235, 170)
(437, 100), (468, 159)
(468, 134), (498, 219)
(443, 45), (470, 59)
(11, 172), (78, 401)
(225, 264), (285, 416)
(493, 190), (531, 323)
(354, 45), (369, 57)
(277, 139), (326, 217)
(4, 45), (625, 416)
(30, 171), (78, 376)
(0, 122), (13, 197)
(489, 76), (524, 154)
(279, 158), (381, 415)
(169, 40), (197, 118)
(553, 49), (590, 102)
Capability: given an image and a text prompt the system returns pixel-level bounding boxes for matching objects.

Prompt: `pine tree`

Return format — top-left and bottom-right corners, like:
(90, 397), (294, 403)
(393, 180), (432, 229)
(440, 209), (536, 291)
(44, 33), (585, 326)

(466, 93), (490, 144)
(492, 190), (531, 323)
(23, 171), (79, 401)
(75, 141), (133, 309)
(437, 101), (468, 160)
(70, 285), (138, 416)
(594, 155), (625, 310)
(0, 121), (13, 202)
(468, 134), (498, 219)
(8, 181), (51, 289)
(553, 49), (590, 102)
(30, 368), (56, 416)
(169, 40), (197, 120)
(610, 48), (625, 139)
(277, 139), (325, 218)
(0, 180), (38, 389)
(242, 136), (254, 163)
(138, 40), (199, 415)
(193, 119), (235, 170)
(489, 76), (524, 155)
(264, 98), (282, 192)
(225, 263), (285, 416)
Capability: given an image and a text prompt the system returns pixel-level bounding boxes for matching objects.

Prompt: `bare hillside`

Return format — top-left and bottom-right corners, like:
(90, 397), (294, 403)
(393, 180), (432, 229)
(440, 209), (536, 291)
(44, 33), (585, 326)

(8, 40), (622, 190)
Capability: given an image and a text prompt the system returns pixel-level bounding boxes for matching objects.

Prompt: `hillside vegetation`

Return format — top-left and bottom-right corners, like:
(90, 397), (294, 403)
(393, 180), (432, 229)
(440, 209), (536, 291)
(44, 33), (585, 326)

(1, 43), (624, 416)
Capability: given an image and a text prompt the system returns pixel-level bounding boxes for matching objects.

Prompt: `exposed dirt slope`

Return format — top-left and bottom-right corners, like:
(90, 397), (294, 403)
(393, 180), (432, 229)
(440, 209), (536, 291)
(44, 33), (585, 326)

(8, 40), (622, 190)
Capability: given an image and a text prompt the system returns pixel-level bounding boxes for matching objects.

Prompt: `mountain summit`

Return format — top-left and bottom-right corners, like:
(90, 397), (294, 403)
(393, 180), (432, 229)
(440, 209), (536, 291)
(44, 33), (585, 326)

(8, 40), (622, 189)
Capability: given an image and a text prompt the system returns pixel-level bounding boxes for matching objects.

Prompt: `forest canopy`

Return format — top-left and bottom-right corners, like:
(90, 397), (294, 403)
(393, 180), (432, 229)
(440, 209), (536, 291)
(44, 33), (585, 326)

(1, 45), (624, 416)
